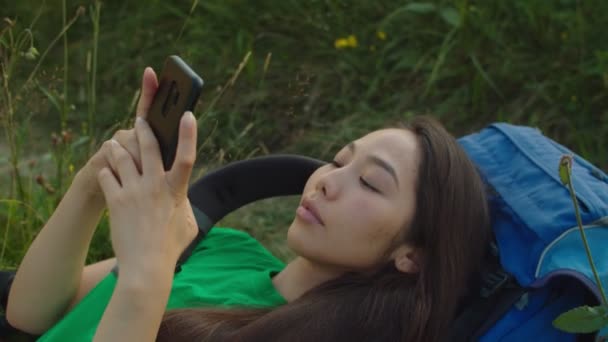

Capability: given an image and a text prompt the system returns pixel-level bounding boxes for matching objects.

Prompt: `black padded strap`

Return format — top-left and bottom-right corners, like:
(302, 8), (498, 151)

(187, 154), (324, 235)
(174, 155), (323, 271)
(173, 221), (206, 273)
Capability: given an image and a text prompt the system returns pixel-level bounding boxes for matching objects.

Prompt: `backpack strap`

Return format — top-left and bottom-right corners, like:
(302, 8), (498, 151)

(450, 264), (526, 341)
(450, 240), (528, 341)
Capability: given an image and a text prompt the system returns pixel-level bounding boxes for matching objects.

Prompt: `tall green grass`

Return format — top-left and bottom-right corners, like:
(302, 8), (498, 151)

(1, 0), (607, 270)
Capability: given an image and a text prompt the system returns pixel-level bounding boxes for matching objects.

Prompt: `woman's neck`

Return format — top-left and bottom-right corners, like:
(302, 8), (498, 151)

(272, 257), (345, 302)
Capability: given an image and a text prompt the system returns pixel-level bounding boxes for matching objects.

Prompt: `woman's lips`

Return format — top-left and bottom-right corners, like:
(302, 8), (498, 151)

(296, 205), (324, 225)
(296, 198), (324, 225)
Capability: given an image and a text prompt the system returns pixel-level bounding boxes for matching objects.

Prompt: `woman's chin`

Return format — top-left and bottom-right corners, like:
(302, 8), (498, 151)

(285, 221), (314, 256)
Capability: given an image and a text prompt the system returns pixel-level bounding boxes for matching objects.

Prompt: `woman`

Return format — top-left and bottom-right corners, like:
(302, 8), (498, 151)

(5, 68), (491, 342)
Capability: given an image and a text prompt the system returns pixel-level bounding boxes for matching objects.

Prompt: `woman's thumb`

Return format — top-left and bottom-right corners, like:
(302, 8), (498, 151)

(167, 111), (197, 195)
(136, 67), (159, 119)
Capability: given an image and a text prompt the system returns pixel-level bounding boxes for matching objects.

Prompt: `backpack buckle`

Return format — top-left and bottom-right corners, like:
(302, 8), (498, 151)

(480, 268), (513, 298)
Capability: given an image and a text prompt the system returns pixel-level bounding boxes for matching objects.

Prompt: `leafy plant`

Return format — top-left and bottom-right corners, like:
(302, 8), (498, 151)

(553, 155), (608, 337)
(2, 0), (608, 272)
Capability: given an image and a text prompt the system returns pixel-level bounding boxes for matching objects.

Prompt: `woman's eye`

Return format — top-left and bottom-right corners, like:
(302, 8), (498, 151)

(360, 177), (379, 193)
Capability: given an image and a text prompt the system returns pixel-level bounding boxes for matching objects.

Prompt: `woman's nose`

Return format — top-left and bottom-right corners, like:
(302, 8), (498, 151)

(316, 171), (340, 200)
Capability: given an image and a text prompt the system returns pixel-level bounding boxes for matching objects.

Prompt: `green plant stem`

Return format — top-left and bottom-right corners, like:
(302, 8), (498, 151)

(567, 179), (608, 305)
(0, 201), (14, 265)
(175, 0), (199, 47)
(0, 198), (45, 264)
(1, 57), (26, 203)
(56, 0), (69, 194)
(422, 27), (457, 99)
(88, 1), (101, 157)
(27, 0), (46, 30)
(250, 52), (272, 118)
(62, 0), (68, 130)
(17, 7), (83, 97)
(204, 51), (252, 114)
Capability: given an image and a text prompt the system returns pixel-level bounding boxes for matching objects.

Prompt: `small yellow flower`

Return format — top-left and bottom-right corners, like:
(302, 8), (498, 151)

(335, 38), (349, 49)
(68, 164), (75, 174)
(334, 35), (358, 49)
(346, 35), (358, 47)
(376, 30), (387, 41)
(561, 32), (568, 41)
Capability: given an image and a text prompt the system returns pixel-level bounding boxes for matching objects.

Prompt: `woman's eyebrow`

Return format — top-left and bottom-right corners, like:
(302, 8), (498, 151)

(348, 142), (400, 187)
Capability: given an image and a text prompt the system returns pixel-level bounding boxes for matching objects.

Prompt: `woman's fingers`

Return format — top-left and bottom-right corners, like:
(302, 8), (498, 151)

(167, 112), (197, 197)
(108, 139), (140, 185)
(134, 117), (164, 177)
(97, 167), (121, 203)
(110, 110), (196, 204)
(136, 67), (159, 120)
(112, 129), (142, 173)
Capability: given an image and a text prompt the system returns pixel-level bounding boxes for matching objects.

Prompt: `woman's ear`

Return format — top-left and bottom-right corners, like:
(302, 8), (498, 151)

(391, 244), (420, 274)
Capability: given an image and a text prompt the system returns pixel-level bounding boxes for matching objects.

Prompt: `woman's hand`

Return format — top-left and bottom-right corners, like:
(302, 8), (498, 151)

(76, 67), (159, 202)
(97, 112), (198, 277)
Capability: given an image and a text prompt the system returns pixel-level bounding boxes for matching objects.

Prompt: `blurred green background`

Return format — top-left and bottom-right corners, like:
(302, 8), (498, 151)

(0, 0), (607, 269)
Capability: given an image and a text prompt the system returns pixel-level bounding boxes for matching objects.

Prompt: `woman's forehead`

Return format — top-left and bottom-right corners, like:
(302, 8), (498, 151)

(353, 128), (420, 179)
(356, 128), (418, 157)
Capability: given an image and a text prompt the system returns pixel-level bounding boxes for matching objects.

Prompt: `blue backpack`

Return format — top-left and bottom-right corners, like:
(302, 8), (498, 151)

(456, 123), (608, 341)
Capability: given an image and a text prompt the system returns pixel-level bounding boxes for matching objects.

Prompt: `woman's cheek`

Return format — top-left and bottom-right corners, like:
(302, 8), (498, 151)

(347, 197), (377, 228)
(355, 198), (397, 238)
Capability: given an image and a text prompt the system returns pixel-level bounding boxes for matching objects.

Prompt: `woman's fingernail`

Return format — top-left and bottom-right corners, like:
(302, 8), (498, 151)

(184, 112), (196, 128)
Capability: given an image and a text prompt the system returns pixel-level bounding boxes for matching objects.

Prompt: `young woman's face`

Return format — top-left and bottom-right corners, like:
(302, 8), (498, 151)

(287, 128), (420, 273)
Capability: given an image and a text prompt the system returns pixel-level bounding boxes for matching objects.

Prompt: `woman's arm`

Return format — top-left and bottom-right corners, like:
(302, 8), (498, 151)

(6, 68), (160, 335)
(6, 173), (106, 334)
(93, 262), (174, 342)
(91, 107), (197, 341)
(65, 257), (117, 312)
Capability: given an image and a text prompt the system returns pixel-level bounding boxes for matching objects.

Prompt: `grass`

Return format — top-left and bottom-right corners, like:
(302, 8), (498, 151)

(0, 0), (607, 271)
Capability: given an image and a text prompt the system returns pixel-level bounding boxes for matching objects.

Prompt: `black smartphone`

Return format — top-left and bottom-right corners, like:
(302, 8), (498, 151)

(147, 55), (204, 170)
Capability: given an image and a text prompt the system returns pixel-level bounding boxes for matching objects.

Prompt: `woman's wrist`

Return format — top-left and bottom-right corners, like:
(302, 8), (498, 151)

(73, 168), (105, 204)
(94, 265), (173, 342)
(118, 249), (178, 279)
(117, 260), (176, 293)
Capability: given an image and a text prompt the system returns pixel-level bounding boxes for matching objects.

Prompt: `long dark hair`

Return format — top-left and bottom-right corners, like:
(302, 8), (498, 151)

(157, 116), (491, 342)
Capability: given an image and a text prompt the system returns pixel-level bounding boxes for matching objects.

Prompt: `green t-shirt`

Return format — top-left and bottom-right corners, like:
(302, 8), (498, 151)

(37, 227), (287, 341)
